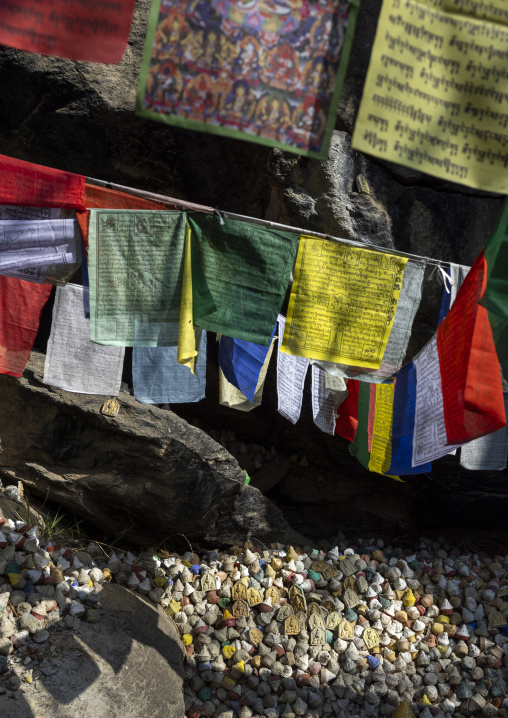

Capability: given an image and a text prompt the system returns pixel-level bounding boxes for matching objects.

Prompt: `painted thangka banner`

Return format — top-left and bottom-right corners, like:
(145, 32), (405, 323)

(0, 1), (137, 64)
(460, 394), (508, 471)
(311, 259), (424, 382)
(311, 364), (347, 435)
(276, 314), (309, 425)
(188, 214), (299, 345)
(88, 210), (186, 346)
(351, 0), (508, 193)
(44, 284), (125, 396)
(281, 237), (407, 368)
(133, 332), (207, 404)
(137, 0), (359, 158)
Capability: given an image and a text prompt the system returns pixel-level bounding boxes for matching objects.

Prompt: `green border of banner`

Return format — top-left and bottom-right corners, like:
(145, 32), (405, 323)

(136, 0), (361, 160)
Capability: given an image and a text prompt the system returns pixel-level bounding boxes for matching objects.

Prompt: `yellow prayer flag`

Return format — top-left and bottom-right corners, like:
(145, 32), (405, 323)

(351, 0), (508, 193)
(281, 237), (407, 369)
(369, 383), (403, 481)
(178, 223), (200, 374)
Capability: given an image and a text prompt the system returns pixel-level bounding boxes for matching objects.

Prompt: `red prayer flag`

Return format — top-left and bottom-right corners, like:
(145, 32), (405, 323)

(0, 1), (136, 64)
(437, 250), (506, 444)
(0, 277), (52, 377)
(76, 183), (177, 252)
(367, 383), (376, 452)
(335, 379), (359, 442)
(0, 154), (84, 209)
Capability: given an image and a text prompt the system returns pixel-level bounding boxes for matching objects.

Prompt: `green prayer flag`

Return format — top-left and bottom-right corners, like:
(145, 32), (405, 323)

(349, 381), (371, 469)
(482, 199), (508, 378)
(188, 213), (299, 345)
(88, 210), (186, 346)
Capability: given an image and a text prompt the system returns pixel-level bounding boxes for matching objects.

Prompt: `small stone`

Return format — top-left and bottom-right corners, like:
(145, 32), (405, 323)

(33, 629), (49, 643)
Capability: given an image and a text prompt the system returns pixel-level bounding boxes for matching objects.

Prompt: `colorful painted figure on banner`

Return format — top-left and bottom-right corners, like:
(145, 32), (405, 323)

(142, 0), (354, 154)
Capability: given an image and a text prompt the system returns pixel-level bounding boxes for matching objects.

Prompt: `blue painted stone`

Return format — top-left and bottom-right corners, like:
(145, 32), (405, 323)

(326, 630), (334, 644)
(259, 559), (266, 569)
(344, 607), (358, 622)
(22, 581), (34, 595)
(190, 564), (201, 575)
(367, 655), (380, 669)
(198, 661), (212, 672)
(198, 687), (212, 701)
(229, 701), (240, 713)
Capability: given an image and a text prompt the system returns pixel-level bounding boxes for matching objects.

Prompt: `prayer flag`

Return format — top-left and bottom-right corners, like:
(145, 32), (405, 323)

(482, 199), (508, 379)
(460, 394), (508, 471)
(367, 383), (376, 452)
(88, 210), (186, 346)
(219, 326), (276, 404)
(387, 362), (431, 475)
(282, 237), (407, 368)
(368, 382), (401, 480)
(133, 332), (207, 404)
(351, 0), (508, 193)
(178, 223), (204, 374)
(137, 0), (360, 158)
(188, 213), (299, 345)
(0, 154), (84, 209)
(0, 1), (136, 64)
(276, 314), (309, 425)
(335, 378), (359, 441)
(0, 219), (77, 273)
(437, 250), (506, 444)
(43, 284), (125, 395)
(311, 260), (424, 382)
(0, 276), (51, 377)
(76, 182), (174, 253)
(438, 262), (470, 326)
(349, 380), (371, 469)
(311, 364), (347, 435)
(219, 339), (274, 411)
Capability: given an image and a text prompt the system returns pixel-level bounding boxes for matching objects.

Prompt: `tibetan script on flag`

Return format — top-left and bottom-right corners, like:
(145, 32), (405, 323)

(352, 0), (508, 193)
(137, 0), (359, 158)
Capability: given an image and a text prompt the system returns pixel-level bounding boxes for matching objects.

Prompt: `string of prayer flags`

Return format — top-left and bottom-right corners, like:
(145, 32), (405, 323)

(481, 200), (508, 380)
(352, 0), (508, 193)
(368, 383), (401, 480)
(437, 250), (506, 444)
(219, 326), (276, 404)
(0, 155), (84, 210)
(310, 260), (424, 383)
(412, 335), (461, 466)
(0, 276), (51, 377)
(76, 182), (175, 254)
(43, 284), (125, 395)
(349, 381), (371, 469)
(281, 237), (407, 368)
(88, 210), (186, 346)
(276, 315), (309, 425)
(133, 332), (207, 404)
(187, 213), (299, 345)
(0, 0), (136, 64)
(311, 365), (348, 435)
(460, 394), (508, 471)
(335, 378), (359, 441)
(137, 0), (360, 158)
(387, 362), (431, 476)
(219, 339), (275, 412)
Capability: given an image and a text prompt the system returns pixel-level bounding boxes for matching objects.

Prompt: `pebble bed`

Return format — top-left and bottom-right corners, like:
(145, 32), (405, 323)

(0, 510), (508, 717)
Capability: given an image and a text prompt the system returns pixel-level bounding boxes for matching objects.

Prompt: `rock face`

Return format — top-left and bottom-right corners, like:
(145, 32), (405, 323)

(0, 0), (506, 544)
(0, 582), (186, 718)
(0, 352), (305, 548)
